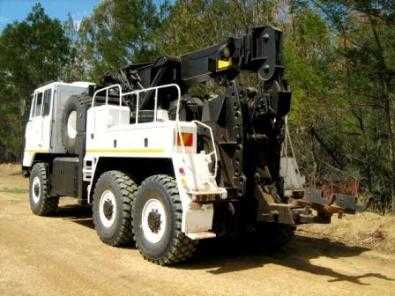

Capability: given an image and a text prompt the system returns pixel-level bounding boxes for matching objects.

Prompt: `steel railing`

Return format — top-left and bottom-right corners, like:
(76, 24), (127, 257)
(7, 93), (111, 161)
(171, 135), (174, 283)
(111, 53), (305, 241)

(91, 83), (218, 178)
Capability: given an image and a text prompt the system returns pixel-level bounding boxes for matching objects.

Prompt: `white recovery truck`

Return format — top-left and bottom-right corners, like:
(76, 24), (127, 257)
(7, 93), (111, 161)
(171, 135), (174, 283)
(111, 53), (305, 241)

(22, 26), (356, 265)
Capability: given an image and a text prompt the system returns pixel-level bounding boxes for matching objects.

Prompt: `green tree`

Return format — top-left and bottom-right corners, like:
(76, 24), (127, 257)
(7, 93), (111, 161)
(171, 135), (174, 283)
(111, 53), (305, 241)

(292, 0), (395, 212)
(61, 14), (87, 81)
(283, 8), (341, 181)
(155, 0), (284, 56)
(79, 0), (163, 81)
(0, 3), (71, 161)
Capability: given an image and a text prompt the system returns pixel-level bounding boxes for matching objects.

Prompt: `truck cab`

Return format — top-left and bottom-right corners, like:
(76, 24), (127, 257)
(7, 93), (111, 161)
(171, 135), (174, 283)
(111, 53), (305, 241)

(23, 82), (93, 169)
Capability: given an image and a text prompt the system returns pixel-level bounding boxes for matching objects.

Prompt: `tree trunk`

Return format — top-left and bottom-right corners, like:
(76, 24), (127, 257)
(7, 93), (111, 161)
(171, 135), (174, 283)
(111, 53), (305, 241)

(368, 15), (395, 214)
(383, 80), (395, 214)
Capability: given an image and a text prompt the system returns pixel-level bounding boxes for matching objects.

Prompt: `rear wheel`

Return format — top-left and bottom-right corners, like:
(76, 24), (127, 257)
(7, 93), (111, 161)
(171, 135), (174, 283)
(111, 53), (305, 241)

(92, 171), (137, 247)
(29, 163), (59, 216)
(132, 175), (197, 265)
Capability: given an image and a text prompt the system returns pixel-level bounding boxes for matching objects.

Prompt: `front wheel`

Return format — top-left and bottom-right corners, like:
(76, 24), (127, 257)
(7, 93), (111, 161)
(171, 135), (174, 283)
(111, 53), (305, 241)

(29, 163), (59, 216)
(132, 175), (197, 265)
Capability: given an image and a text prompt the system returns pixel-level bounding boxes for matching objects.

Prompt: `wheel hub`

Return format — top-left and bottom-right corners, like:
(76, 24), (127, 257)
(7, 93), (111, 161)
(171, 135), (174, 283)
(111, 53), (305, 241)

(67, 110), (77, 139)
(147, 210), (161, 233)
(141, 198), (167, 244)
(31, 176), (41, 204)
(99, 190), (117, 228)
(103, 200), (114, 220)
(33, 183), (40, 197)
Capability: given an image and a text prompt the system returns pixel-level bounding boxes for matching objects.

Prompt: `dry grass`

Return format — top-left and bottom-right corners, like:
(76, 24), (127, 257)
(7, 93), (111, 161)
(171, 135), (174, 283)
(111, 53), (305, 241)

(300, 212), (395, 254)
(0, 163), (28, 193)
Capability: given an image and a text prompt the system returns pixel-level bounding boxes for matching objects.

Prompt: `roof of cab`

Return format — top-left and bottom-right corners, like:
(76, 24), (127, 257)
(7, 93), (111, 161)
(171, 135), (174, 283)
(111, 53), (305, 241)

(33, 81), (95, 93)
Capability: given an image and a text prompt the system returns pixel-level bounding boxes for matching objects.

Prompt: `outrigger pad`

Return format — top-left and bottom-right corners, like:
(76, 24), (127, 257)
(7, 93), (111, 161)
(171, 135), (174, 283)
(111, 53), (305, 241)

(332, 193), (357, 214)
(303, 189), (357, 214)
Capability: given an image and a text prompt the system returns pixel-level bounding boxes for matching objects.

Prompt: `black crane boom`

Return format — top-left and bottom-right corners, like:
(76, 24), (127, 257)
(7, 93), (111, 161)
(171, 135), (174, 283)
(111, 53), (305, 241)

(99, 25), (297, 228)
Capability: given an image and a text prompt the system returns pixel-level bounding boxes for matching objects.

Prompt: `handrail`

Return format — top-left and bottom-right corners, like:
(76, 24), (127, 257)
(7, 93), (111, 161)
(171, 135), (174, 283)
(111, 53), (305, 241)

(121, 83), (182, 124)
(90, 83), (218, 178)
(192, 120), (218, 178)
(91, 84), (122, 107)
(91, 83), (182, 125)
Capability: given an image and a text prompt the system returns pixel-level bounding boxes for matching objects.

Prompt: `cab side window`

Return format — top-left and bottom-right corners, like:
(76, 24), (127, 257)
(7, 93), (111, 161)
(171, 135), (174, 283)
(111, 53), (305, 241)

(34, 92), (43, 117)
(43, 89), (52, 116)
(30, 95), (36, 119)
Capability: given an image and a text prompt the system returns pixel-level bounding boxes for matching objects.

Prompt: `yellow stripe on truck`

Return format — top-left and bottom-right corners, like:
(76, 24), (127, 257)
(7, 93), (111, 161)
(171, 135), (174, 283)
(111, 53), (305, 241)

(86, 148), (165, 154)
(25, 149), (49, 153)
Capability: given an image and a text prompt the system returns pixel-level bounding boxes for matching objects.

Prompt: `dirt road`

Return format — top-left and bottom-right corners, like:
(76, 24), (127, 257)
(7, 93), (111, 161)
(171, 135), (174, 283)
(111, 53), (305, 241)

(0, 165), (394, 296)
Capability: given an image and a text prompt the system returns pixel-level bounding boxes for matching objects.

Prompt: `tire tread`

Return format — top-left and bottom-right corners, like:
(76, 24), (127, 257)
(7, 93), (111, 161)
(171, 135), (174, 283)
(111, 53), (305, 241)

(92, 170), (137, 247)
(29, 163), (59, 216)
(133, 174), (197, 265)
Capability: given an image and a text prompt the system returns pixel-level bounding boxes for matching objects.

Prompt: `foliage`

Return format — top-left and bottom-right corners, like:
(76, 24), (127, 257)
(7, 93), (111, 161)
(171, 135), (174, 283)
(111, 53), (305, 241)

(287, 0), (395, 212)
(0, 0), (393, 211)
(78, 0), (164, 81)
(155, 0), (284, 56)
(0, 3), (71, 160)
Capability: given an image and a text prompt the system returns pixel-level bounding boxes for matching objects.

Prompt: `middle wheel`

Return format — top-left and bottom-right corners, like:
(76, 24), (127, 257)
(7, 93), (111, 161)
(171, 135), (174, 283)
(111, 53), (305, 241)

(92, 170), (137, 247)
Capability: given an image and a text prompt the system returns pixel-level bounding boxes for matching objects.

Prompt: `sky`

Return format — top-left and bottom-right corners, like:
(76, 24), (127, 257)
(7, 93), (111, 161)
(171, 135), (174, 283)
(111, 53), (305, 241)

(0, 0), (169, 31)
(0, 0), (170, 31)
(0, 0), (100, 30)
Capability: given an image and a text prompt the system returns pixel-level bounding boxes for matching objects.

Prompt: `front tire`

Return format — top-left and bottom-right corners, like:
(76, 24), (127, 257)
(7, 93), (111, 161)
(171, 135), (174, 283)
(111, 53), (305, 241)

(29, 163), (59, 216)
(92, 171), (137, 247)
(132, 175), (197, 265)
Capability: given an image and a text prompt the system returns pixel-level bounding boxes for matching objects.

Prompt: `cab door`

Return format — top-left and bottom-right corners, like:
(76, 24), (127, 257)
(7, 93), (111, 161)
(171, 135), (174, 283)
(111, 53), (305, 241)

(40, 88), (53, 149)
(29, 91), (44, 150)
(25, 88), (53, 151)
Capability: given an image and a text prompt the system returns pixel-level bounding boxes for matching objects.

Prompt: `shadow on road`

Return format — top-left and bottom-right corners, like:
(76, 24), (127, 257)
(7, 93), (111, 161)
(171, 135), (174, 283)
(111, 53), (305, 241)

(183, 236), (394, 285)
(57, 204), (394, 285)
(58, 204), (94, 229)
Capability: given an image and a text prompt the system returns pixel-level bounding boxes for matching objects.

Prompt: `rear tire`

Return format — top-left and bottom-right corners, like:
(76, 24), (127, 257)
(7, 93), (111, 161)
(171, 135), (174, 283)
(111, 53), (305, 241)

(29, 163), (59, 216)
(132, 175), (197, 265)
(92, 171), (137, 247)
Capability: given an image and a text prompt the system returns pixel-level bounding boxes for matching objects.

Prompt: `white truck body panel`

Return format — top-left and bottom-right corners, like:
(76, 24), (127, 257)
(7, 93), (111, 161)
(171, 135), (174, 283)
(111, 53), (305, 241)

(84, 102), (225, 238)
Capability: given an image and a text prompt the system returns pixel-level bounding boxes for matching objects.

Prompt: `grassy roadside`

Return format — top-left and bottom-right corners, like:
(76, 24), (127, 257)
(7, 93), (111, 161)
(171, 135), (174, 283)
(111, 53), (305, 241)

(299, 213), (395, 254)
(0, 163), (28, 200)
